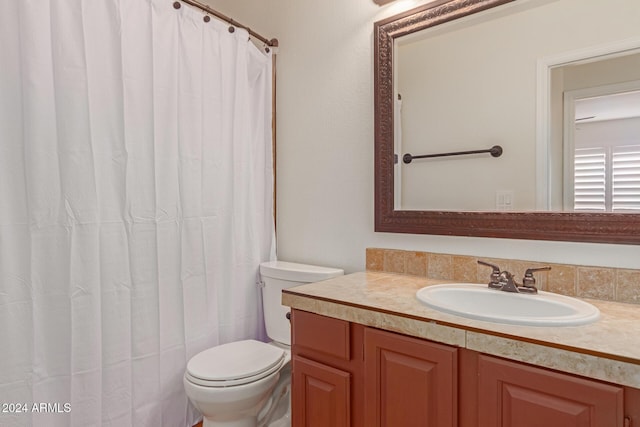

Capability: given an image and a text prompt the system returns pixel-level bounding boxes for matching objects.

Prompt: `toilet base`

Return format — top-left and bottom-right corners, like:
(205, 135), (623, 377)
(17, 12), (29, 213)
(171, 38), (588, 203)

(258, 363), (291, 427)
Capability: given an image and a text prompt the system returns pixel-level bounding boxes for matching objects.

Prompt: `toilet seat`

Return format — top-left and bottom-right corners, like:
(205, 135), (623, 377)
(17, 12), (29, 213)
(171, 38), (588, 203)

(185, 340), (285, 388)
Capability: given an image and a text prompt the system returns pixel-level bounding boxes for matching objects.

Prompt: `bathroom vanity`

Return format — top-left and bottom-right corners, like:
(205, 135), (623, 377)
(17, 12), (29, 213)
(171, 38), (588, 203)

(283, 272), (640, 426)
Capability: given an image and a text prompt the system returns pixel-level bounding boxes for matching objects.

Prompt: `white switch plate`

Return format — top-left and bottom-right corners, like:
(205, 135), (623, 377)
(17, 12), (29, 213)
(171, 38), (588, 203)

(496, 190), (514, 211)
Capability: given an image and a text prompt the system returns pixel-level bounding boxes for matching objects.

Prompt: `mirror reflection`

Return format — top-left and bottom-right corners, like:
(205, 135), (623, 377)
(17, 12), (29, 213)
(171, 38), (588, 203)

(393, 0), (640, 212)
(555, 59), (640, 212)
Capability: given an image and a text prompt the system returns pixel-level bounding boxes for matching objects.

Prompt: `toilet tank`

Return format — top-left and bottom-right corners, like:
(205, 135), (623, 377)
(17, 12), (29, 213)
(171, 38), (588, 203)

(259, 261), (343, 345)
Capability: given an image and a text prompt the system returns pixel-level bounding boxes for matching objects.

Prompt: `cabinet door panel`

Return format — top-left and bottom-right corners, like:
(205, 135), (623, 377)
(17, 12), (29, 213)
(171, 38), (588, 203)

(478, 355), (624, 427)
(364, 328), (457, 427)
(292, 355), (351, 427)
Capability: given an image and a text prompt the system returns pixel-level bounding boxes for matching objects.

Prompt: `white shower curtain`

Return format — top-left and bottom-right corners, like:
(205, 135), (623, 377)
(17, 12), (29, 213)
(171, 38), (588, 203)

(0, 1), (275, 426)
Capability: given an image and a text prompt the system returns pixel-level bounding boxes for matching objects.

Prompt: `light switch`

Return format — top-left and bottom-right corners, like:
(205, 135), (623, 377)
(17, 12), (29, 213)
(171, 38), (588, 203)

(496, 190), (514, 211)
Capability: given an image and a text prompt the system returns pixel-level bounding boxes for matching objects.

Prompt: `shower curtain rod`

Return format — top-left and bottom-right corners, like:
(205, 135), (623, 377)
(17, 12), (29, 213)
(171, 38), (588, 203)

(173, 0), (278, 48)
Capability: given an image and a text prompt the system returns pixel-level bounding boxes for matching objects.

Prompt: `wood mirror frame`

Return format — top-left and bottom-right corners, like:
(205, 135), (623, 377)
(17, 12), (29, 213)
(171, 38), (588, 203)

(373, 0), (640, 244)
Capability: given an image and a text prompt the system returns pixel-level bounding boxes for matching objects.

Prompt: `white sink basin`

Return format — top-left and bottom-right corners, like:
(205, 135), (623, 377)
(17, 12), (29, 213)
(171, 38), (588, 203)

(416, 283), (600, 326)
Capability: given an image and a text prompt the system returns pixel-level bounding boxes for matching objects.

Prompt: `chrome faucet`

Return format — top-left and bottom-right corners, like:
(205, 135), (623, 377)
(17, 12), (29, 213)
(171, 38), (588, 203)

(478, 261), (551, 294)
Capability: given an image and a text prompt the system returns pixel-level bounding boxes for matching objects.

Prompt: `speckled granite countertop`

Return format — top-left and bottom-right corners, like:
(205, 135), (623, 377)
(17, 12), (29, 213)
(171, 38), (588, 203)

(282, 271), (640, 388)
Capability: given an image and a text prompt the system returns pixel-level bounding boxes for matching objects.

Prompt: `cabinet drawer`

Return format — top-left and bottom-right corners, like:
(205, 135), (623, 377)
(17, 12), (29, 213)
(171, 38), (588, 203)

(292, 309), (350, 360)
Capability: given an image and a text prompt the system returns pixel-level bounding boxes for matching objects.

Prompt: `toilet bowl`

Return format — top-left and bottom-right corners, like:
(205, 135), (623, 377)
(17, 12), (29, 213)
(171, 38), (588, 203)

(184, 261), (343, 427)
(184, 340), (291, 427)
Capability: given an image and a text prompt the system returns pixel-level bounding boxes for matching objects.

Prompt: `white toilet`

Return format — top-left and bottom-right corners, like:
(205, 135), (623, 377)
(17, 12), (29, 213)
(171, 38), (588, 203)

(184, 261), (344, 427)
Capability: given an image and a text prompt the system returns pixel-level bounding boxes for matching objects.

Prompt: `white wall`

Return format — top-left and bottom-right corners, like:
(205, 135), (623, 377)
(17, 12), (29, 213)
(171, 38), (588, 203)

(201, 0), (640, 273)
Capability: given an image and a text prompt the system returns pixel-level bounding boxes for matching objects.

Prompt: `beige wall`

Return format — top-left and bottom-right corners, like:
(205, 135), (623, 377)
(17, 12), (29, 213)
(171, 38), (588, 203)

(201, 0), (640, 273)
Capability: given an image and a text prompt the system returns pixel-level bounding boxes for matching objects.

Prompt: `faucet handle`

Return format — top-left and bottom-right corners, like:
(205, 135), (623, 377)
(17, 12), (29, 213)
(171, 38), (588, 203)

(477, 260), (501, 288)
(522, 266), (551, 287)
(477, 260), (500, 272)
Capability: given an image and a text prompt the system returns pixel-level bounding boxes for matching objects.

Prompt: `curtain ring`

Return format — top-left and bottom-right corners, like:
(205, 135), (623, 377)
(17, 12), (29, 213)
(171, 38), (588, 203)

(265, 47), (270, 53)
(173, 1), (181, 9)
(228, 26), (235, 33)
(203, 15), (210, 23)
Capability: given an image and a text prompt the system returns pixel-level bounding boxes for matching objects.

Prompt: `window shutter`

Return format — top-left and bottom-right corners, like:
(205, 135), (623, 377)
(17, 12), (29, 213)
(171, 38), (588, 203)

(612, 145), (640, 211)
(574, 147), (606, 211)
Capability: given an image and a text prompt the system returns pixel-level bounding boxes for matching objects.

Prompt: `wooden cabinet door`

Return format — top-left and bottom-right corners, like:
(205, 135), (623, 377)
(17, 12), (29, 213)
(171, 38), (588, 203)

(292, 355), (351, 427)
(478, 355), (624, 427)
(364, 327), (457, 427)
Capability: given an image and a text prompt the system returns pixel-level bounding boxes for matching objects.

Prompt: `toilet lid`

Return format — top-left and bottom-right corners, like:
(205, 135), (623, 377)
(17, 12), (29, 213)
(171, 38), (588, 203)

(186, 340), (285, 386)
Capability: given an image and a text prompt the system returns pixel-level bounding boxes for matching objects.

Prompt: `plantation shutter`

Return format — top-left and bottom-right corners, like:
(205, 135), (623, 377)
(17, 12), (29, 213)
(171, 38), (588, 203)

(574, 147), (606, 211)
(612, 145), (640, 211)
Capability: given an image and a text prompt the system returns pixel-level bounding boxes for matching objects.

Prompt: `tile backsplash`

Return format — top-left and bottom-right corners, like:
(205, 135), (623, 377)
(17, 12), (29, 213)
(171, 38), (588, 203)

(366, 248), (640, 305)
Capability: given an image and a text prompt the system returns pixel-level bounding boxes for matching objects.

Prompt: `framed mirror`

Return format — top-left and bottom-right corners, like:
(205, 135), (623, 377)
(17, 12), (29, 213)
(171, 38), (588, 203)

(374, 0), (640, 244)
